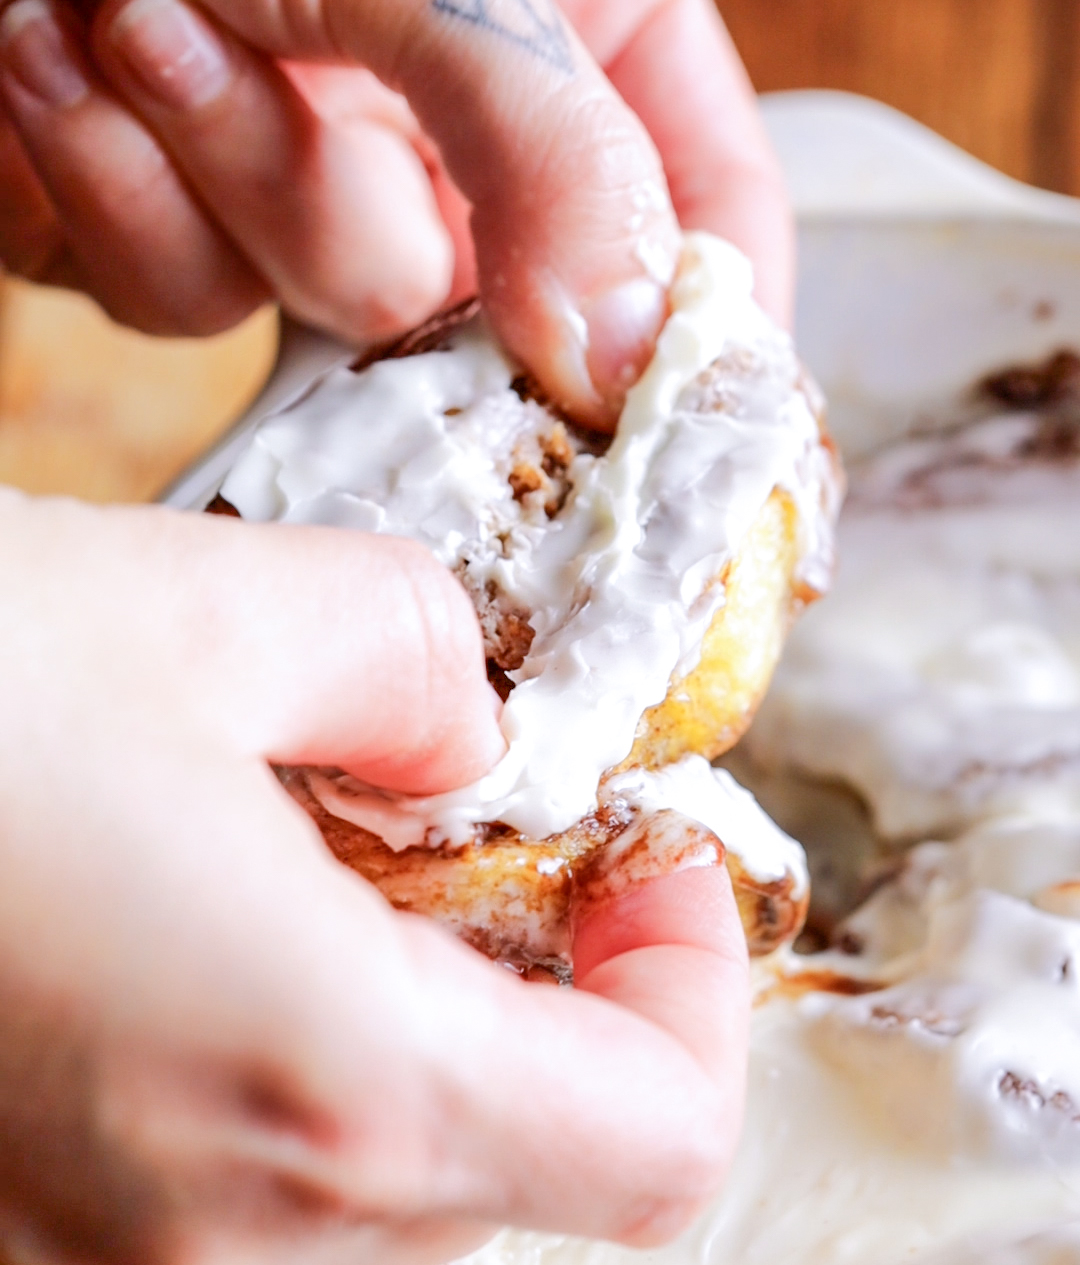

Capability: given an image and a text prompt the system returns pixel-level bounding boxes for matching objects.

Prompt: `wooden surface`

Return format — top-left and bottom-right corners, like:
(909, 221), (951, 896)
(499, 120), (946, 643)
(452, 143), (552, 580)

(3, 0), (1080, 503)
(0, 281), (277, 504)
(722, 0), (1080, 196)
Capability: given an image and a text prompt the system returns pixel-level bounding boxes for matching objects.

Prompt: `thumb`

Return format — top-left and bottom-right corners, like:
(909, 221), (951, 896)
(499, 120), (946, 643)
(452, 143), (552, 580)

(194, 515), (506, 794)
(71, 503), (506, 795)
(195, 0), (682, 428)
(572, 811), (750, 1092)
(376, 812), (751, 1247)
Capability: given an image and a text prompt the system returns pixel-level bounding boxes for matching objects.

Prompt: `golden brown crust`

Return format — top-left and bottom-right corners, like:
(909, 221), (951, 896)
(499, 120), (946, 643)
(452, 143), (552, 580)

(727, 850), (809, 957)
(209, 485), (808, 768)
(213, 313), (832, 968)
(624, 488), (804, 772)
(351, 297), (482, 370)
(279, 766), (805, 967)
(280, 766), (620, 973)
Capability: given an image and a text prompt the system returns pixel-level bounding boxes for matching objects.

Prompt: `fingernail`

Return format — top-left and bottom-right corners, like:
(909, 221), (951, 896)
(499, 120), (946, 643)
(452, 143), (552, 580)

(110, 0), (230, 111)
(581, 277), (669, 411)
(0, 0), (90, 109)
(571, 809), (722, 922)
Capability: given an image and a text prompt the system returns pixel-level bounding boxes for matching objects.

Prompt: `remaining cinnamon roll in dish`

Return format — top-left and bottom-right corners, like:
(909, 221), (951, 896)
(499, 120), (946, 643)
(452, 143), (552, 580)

(459, 349), (1080, 1265)
(745, 351), (1080, 844)
(210, 233), (841, 971)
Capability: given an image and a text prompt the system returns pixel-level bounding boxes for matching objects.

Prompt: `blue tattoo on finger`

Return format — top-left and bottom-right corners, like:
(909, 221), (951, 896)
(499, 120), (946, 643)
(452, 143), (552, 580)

(433, 0), (574, 73)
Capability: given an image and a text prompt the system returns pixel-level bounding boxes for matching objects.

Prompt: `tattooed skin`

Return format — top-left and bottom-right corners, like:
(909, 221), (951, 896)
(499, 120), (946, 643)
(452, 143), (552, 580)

(433, 0), (574, 73)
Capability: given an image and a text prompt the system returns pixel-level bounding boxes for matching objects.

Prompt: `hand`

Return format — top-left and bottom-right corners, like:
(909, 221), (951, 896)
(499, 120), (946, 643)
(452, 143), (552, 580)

(0, 0), (791, 427)
(0, 493), (749, 1265)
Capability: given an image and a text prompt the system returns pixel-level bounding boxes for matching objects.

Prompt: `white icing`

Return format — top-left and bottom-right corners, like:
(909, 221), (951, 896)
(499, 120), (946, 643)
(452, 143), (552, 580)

(605, 756), (808, 893)
(921, 1223), (1080, 1264)
(808, 889), (1080, 1164)
(222, 233), (833, 844)
(745, 414), (1080, 839)
(305, 754), (808, 893)
(452, 415), (1080, 1265)
(458, 989), (1080, 1265)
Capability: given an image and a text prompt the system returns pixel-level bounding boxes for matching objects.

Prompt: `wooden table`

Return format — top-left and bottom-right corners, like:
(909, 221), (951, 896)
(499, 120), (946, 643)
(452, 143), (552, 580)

(722, 0), (1080, 196)
(0, 280), (276, 504)
(2, 0), (1076, 504)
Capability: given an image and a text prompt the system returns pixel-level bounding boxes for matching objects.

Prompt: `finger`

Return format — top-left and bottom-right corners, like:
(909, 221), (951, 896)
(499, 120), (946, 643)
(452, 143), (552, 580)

(171, 0), (683, 429)
(89, 0), (456, 342)
(0, 707), (497, 1264)
(213, 524), (507, 793)
(573, 868), (749, 1092)
(0, 102), (63, 277)
(412, 131), (477, 309)
(154, 812), (747, 1247)
(0, 0), (268, 334)
(602, 0), (793, 326)
(40, 501), (505, 795)
(278, 61), (480, 314)
(282, 63), (479, 312)
(561, 0), (793, 327)
(0, 103), (89, 289)
(324, 862), (748, 1246)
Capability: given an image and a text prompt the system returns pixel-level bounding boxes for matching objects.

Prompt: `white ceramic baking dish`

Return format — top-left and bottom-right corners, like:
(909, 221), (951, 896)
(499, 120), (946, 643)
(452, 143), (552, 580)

(767, 90), (1080, 456)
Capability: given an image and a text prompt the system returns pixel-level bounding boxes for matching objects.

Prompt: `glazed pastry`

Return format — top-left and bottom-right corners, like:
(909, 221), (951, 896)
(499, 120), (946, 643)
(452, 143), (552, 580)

(746, 354), (1080, 841)
(212, 233), (841, 969)
(462, 350), (1080, 1265)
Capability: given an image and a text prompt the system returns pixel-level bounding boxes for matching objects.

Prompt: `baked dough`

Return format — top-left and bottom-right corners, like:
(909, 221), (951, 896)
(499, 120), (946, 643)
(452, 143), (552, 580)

(212, 233), (840, 969)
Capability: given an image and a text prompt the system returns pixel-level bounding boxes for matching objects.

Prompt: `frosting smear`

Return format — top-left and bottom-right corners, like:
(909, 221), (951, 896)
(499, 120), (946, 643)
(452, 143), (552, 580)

(457, 390), (1080, 1265)
(222, 234), (834, 845)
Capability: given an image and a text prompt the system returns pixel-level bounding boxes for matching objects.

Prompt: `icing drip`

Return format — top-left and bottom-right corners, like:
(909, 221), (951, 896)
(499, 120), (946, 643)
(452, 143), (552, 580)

(746, 410), (1080, 840)
(606, 757), (808, 894)
(222, 234), (834, 844)
(455, 410), (1080, 1265)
